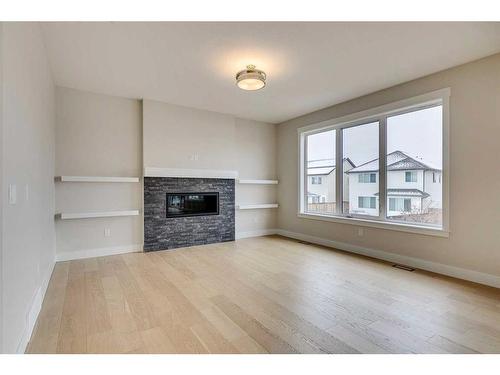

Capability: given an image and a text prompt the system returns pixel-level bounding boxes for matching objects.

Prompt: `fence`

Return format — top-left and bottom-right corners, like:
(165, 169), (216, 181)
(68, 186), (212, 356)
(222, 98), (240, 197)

(306, 202), (351, 214)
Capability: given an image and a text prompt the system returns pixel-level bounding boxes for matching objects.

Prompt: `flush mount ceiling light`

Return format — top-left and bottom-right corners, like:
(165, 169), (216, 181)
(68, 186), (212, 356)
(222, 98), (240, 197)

(236, 65), (266, 91)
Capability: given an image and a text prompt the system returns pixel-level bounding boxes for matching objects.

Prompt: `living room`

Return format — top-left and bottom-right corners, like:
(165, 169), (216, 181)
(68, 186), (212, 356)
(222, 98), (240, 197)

(1, 1), (499, 373)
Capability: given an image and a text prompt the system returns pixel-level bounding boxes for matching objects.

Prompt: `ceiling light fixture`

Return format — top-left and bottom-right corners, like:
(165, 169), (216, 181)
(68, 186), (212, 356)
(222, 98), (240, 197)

(236, 65), (266, 91)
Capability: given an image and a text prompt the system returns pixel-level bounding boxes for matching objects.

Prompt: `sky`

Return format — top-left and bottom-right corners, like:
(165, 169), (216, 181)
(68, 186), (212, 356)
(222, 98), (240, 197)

(307, 105), (443, 168)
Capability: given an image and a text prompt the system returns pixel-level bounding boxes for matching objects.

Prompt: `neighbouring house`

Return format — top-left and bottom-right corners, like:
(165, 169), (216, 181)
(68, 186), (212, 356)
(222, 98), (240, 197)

(307, 158), (355, 211)
(347, 150), (442, 218)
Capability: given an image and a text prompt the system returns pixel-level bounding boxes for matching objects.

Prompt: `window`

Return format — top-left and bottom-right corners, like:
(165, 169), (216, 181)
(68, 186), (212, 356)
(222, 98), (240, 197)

(389, 198), (411, 212)
(387, 105), (443, 226)
(305, 130), (336, 215)
(343, 121), (379, 216)
(405, 199), (411, 212)
(358, 196), (376, 209)
(405, 171), (417, 182)
(389, 198), (396, 211)
(311, 176), (323, 184)
(299, 89), (448, 235)
(358, 173), (376, 183)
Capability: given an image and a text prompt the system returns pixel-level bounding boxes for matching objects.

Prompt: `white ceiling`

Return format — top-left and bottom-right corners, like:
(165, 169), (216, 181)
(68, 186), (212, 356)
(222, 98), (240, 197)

(40, 22), (500, 123)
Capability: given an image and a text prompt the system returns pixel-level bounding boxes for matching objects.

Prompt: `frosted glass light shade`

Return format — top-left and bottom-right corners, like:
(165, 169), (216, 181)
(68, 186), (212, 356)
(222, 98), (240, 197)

(236, 65), (266, 91)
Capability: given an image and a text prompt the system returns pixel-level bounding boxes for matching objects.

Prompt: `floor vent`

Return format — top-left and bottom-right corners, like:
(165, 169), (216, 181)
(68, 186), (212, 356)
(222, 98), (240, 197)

(392, 264), (415, 272)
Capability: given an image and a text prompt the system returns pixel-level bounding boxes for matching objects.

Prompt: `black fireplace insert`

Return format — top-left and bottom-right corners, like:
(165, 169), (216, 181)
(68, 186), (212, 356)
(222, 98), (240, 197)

(166, 192), (219, 218)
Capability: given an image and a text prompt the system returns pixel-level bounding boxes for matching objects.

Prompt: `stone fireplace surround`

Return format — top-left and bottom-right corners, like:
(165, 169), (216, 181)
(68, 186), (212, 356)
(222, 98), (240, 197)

(143, 176), (235, 251)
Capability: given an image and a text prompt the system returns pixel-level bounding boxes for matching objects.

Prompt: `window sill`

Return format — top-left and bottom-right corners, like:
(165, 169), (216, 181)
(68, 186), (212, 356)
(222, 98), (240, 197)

(297, 212), (449, 238)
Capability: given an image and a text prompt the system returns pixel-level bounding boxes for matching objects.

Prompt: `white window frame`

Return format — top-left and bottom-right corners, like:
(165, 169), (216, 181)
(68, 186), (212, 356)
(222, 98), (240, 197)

(405, 171), (417, 183)
(297, 88), (450, 238)
(358, 196), (376, 209)
(389, 197), (411, 212)
(358, 173), (376, 183)
(311, 176), (322, 185)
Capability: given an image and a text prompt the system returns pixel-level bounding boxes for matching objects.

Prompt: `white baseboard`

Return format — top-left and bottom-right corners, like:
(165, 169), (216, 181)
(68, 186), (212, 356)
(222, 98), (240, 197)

(55, 244), (143, 262)
(17, 259), (55, 353)
(275, 229), (500, 289)
(236, 228), (278, 239)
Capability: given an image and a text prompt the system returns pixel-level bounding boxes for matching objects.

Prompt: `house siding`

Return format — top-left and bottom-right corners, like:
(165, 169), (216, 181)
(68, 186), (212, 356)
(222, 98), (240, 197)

(424, 170), (442, 209)
(348, 172), (379, 216)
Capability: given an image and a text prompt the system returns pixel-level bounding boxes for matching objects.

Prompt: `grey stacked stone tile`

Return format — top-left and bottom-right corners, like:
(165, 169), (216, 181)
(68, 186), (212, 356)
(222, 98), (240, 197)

(143, 177), (235, 251)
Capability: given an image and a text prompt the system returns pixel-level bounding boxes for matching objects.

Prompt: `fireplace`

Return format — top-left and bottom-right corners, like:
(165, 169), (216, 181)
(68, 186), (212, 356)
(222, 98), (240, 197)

(166, 192), (219, 218)
(144, 177), (235, 251)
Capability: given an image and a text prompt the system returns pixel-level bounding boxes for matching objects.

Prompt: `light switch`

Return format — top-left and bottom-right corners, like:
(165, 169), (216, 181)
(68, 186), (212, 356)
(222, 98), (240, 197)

(9, 184), (17, 204)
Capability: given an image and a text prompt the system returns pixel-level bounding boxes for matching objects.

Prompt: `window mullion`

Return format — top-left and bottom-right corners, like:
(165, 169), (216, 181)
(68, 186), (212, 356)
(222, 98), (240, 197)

(335, 128), (343, 215)
(379, 117), (387, 220)
(302, 134), (308, 213)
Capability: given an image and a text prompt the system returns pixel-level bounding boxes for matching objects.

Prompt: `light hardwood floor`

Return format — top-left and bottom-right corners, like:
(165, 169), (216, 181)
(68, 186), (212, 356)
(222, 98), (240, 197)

(27, 235), (500, 354)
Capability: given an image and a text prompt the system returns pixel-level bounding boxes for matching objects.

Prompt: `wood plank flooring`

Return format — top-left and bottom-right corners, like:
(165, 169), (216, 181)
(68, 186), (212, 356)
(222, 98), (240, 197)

(27, 235), (500, 354)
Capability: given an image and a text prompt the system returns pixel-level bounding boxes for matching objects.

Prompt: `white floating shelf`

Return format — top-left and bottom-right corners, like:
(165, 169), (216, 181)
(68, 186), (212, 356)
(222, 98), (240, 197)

(238, 179), (278, 185)
(237, 204), (279, 210)
(55, 210), (140, 220)
(55, 176), (140, 183)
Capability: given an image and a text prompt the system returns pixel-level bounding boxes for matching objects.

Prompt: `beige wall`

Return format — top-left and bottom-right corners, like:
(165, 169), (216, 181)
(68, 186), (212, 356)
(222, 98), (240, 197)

(235, 118), (277, 235)
(143, 100), (236, 171)
(55, 87), (142, 257)
(277, 53), (500, 277)
(55, 93), (277, 255)
(56, 88), (142, 176)
(143, 100), (277, 236)
(1, 23), (56, 353)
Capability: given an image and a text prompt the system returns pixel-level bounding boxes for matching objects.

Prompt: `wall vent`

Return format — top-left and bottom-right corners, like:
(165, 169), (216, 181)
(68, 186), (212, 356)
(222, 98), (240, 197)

(392, 264), (415, 272)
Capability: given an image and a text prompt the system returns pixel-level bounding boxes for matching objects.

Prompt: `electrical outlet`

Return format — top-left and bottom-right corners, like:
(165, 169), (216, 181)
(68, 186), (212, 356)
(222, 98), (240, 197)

(104, 228), (111, 237)
(9, 184), (17, 204)
(357, 227), (364, 237)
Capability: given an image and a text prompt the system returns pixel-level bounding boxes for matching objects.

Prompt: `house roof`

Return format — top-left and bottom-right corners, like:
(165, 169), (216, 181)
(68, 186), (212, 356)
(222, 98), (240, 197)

(346, 150), (441, 173)
(307, 192), (321, 197)
(308, 167), (335, 175)
(374, 188), (430, 198)
(307, 158), (355, 176)
(308, 158), (335, 168)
